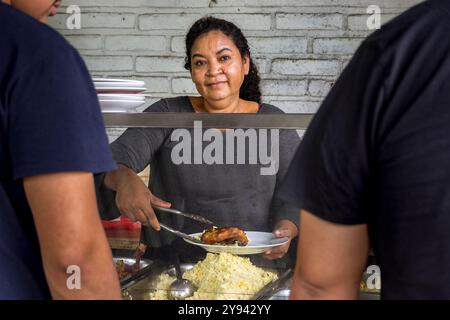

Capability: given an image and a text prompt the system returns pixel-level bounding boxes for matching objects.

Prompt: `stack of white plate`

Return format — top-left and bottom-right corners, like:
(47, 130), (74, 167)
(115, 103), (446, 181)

(94, 78), (147, 112)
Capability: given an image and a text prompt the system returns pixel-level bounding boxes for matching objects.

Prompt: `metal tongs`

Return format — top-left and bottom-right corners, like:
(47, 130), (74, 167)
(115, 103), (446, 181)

(151, 205), (214, 244)
(252, 268), (293, 300)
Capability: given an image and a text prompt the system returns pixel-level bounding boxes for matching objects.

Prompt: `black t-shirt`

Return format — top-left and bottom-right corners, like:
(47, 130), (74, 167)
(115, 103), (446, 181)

(0, 4), (116, 299)
(279, 0), (450, 299)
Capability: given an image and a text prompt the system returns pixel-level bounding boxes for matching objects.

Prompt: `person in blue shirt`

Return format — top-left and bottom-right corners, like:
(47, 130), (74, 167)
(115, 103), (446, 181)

(0, 1), (121, 299)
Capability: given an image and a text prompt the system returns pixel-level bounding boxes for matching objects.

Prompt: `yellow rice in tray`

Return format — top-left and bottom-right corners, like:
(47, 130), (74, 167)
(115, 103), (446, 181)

(146, 252), (278, 300)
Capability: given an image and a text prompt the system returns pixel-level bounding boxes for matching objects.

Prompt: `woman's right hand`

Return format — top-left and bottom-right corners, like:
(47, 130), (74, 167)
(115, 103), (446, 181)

(105, 165), (171, 231)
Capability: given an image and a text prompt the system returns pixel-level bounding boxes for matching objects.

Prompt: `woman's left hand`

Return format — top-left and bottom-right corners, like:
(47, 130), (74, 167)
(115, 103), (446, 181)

(262, 219), (298, 260)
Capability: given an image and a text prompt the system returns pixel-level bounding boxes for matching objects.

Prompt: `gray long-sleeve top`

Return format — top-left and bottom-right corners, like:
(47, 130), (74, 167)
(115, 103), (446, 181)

(97, 96), (300, 265)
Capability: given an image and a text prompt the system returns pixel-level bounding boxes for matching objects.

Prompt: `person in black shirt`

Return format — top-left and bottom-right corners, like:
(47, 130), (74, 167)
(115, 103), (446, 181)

(280, 0), (450, 299)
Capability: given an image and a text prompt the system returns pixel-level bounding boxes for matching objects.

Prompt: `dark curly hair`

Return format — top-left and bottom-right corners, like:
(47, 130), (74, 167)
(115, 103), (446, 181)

(184, 16), (261, 104)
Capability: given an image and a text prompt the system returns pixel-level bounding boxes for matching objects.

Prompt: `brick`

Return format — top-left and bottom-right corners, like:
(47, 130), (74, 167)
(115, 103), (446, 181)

(254, 58), (270, 75)
(61, 13), (135, 29)
(134, 77), (171, 93)
(214, 14), (272, 31)
(171, 36), (186, 53)
(308, 80), (334, 97)
(85, 13), (135, 28)
(272, 59), (341, 76)
(144, 0), (209, 7)
(65, 35), (103, 50)
(217, 0), (422, 8)
(348, 14), (397, 31)
(139, 14), (200, 30)
(136, 57), (186, 73)
(84, 56), (133, 71)
(71, 0), (209, 6)
(140, 13), (271, 31)
(276, 14), (343, 30)
(313, 38), (363, 55)
(67, 0), (140, 6)
(218, 0), (421, 6)
(261, 80), (307, 96)
(249, 37), (308, 54)
(172, 78), (198, 94)
(105, 36), (166, 51)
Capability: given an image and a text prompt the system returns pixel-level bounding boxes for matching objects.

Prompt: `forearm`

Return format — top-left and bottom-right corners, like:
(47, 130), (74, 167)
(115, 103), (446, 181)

(289, 210), (369, 300)
(43, 232), (121, 299)
(290, 273), (360, 300)
(24, 172), (122, 299)
(103, 164), (137, 191)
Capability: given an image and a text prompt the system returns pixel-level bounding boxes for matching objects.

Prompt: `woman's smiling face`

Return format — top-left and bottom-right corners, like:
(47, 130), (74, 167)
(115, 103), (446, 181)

(189, 30), (250, 105)
(3, 0), (61, 23)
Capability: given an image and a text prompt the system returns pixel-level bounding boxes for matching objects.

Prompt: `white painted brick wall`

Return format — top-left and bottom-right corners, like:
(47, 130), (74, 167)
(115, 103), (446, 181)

(48, 0), (423, 141)
(105, 35), (166, 52)
(65, 35), (103, 50)
(308, 80), (334, 97)
(84, 56), (134, 71)
(172, 78), (198, 94)
(261, 80), (308, 96)
(313, 38), (364, 55)
(272, 59), (341, 76)
(249, 37), (308, 54)
(276, 14), (344, 30)
(348, 14), (398, 30)
(136, 56), (187, 73)
(139, 14), (201, 30)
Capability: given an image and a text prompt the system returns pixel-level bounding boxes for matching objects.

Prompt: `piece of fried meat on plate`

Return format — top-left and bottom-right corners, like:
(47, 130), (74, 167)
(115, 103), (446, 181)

(200, 226), (249, 246)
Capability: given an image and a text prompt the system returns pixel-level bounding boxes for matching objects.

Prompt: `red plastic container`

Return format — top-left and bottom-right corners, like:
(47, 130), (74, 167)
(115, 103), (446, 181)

(102, 216), (141, 249)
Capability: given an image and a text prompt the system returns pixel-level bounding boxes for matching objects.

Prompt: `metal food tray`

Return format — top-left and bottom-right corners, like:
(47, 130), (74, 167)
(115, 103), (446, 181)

(120, 261), (380, 300)
(113, 257), (152, 287)
(121, 261), (291, 300)
(263, 273), (380, 300)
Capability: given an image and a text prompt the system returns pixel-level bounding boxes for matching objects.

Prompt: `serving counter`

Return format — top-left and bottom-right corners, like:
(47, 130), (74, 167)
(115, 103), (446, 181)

(105, 112), (380, 300)
(114, 254), (380, 300)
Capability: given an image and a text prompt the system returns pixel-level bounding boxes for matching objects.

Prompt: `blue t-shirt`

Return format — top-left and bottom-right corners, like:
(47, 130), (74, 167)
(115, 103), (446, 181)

(0, 4), (116, 299)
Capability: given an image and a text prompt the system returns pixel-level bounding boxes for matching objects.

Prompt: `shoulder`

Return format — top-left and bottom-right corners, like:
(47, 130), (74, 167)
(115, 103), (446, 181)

(143, 96), (194, 113)
(259, 103), (285, 114)
(364, 0), (450, 54)
(0, 6), (83, 93)
(0, 4), (77, 71)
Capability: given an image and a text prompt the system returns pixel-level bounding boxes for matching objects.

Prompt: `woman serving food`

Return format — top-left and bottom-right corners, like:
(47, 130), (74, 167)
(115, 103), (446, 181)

(97, 16), (300, 267)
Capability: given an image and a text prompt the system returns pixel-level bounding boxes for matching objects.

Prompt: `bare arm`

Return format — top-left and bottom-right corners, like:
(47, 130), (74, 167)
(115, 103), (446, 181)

(23, 172), (122, 299)
(104, 164), (171, 230)
(290, 210), (369, 300)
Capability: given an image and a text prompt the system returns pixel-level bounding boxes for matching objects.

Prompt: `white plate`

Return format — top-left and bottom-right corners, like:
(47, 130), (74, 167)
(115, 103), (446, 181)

(93, 77), (144, 83)
(183, 231), (289, 255)
(95, 81), (145, 88)
(98, 94), (146, 101)
(93, 78), (146, 86)
(99, 99), (145, 112)
(96, 87), (147, 94)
